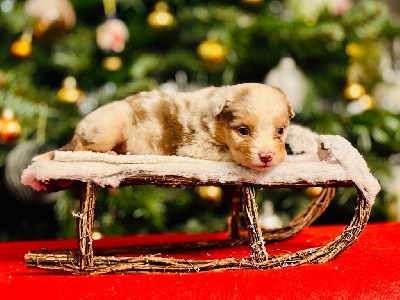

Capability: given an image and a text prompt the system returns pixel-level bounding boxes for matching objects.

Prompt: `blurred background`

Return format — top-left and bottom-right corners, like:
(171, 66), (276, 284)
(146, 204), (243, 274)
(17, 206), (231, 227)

(0, 0), (399, 241)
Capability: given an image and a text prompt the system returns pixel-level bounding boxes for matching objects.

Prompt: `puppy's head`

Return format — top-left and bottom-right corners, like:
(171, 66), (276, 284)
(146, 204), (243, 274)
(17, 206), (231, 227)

(215, 83), (294, 171)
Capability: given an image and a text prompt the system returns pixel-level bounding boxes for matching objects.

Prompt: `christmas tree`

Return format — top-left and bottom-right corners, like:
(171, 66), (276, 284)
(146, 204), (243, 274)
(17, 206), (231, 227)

(1, 0), (399, 241)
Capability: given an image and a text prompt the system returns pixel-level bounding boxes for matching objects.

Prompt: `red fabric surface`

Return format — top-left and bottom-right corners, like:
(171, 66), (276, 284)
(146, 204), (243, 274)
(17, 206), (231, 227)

(1, 222), (399, 299)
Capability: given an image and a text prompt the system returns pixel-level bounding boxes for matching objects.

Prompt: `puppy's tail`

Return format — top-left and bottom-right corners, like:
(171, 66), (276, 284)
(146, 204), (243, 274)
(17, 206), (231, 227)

(31, 139), (80, 162)
(31, 150), (55, 162)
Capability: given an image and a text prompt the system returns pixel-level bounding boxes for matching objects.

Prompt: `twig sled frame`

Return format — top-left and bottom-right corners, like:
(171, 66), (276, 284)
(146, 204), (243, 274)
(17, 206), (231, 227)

(24, 180), (370, 275)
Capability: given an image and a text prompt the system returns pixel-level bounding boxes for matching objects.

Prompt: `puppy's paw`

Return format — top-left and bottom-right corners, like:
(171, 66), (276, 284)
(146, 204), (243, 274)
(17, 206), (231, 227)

(106, 150), (118, 155)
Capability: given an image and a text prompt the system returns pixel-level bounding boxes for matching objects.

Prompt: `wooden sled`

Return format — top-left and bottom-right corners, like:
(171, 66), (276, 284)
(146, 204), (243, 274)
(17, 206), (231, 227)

(21, 125), (380, 274)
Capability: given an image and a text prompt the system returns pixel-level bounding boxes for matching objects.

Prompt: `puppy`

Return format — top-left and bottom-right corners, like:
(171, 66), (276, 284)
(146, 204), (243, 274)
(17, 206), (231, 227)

(34, 83), (295, 170)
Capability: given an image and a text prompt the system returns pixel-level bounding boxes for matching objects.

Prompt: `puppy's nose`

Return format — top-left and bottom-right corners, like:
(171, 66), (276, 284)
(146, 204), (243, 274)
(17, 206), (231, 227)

(259, 152), (273, 163)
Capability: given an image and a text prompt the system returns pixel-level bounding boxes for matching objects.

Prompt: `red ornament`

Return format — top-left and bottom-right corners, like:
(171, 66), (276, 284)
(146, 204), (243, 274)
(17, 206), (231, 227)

(0, 108), (22, 142)
(96, 18), (129, 53)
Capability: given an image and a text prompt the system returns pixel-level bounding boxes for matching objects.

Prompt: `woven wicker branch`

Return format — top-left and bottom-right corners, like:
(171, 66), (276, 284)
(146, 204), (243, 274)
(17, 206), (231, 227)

(77, 182), (96, 268)
(24, 183), (369, 275)
(24, 186), (370, 275)
(24, 186), (336, 263)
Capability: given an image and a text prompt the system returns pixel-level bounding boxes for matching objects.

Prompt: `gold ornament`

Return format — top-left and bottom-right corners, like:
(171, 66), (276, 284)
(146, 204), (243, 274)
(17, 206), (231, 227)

(92, 220), (103, 240)
(0, 108), (22, 142)
(57, 76), (84, 103)
(358, 94), (375, 110)
(305, 187), (323, 198)
(24, 0), (76, 42)
(92, 231), (103, 240)
(343, 81), (366, 101)
(197, 39), (227, 65)
(196, 186), (223, 202)
(147, 1), (174, 29)
(10, 30), (32, 59)
(346, 42), (364, 59)
(102, 56), (123, 72)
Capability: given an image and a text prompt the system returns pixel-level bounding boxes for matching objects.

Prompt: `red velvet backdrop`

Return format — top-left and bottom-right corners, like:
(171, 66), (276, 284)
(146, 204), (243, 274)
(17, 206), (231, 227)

(1, 222), (399, 299)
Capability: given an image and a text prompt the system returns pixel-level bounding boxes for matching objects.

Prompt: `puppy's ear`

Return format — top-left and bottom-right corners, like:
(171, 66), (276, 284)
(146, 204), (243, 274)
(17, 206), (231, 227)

(288, 101), (295, 119)
(212, 98), (232, 118)
(271, 86), (295, 119)
(214, 100), (235, 122)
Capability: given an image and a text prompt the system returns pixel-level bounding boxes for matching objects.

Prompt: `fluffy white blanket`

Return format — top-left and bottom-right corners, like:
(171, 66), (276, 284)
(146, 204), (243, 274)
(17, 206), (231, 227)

(21, 125), (380, 205)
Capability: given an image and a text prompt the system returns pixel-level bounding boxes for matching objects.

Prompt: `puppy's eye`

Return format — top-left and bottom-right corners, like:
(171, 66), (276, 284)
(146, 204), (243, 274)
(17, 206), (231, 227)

(276, 127), (285, 136)
(238, 126), (250, 136)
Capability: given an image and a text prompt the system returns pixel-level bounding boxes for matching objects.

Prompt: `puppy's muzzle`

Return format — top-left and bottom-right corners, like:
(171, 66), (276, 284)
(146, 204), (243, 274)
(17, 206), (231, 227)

(259, 152), (273, 164)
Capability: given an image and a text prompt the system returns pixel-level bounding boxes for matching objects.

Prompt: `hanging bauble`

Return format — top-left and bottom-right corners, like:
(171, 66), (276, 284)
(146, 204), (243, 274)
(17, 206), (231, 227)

(264, 57), (308, 112)
(305, 187), (323, 198)
(57, 76), (84, 104)
(102, 56), (123, 72)
(92, 231), (103, 240)
(196, 186), (223, 203)
(4, 141), (58, 204)
(147, 1), (174, 30)
(346, 42), (364, 59)
(10, 30), (32, 59)
(343, 80), (366, 101)
(259, 201), (283, 229)
(197, 39), (228, 65)
(358, 93), (375, 110)
(372, 81), (400, 114)
(10, 38), (32, 59)
(24, 0), (76, 42)
(96, 18), (129, 53)
(0, 108), (22, 142)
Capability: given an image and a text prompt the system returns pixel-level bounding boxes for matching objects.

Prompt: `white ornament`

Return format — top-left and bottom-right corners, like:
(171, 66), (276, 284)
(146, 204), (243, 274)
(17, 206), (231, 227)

(24, 0), (76, 30)
(96, 18), (129, 53)
(264, 57), (308, 112)
(259, 201), (283, 229)
(373, 81), (400, 114)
